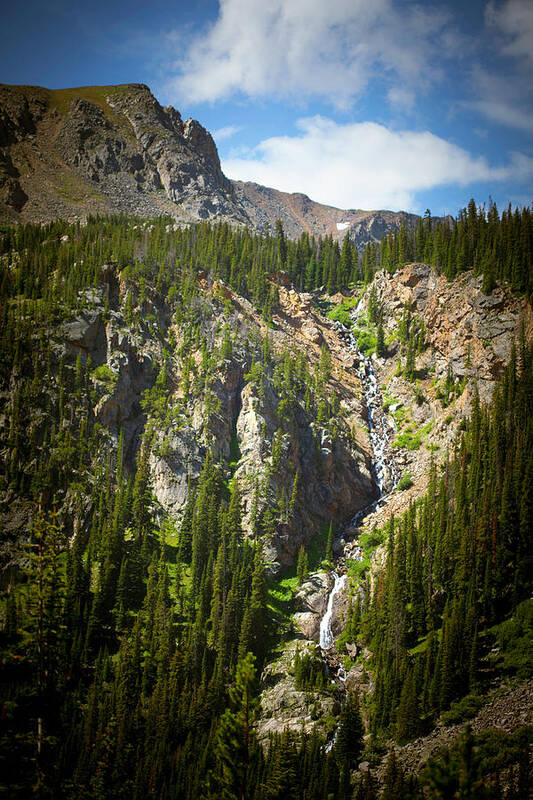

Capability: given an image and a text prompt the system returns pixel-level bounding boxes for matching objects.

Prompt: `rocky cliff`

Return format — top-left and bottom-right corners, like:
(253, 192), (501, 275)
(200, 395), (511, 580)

(0, 235), (380, 574)
(255, 261), (533, 743)
(0, 83), (246, 224)
(341, 262), (533, 544)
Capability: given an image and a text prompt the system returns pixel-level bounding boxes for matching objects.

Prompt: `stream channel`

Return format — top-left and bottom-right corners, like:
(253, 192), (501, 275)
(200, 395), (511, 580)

(318, 311), (399, 685)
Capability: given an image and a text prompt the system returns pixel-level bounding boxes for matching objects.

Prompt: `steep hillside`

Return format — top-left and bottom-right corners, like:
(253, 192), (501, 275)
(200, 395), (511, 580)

(0, 209), (531, 800)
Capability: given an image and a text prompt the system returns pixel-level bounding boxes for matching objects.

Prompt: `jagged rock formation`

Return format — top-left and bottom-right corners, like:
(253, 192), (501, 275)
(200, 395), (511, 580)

(293, 572), (334, 640)
(0, 83), (246, 224)
(0, 82), (419, 248)
(371, 263), (532, 397)
(257, 640), (340, 740)
(259, 261), (533, 743)
(341, 262), (533, 554)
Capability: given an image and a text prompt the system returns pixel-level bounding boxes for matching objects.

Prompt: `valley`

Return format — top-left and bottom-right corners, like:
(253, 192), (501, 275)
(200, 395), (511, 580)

(0, 84), (531, 800)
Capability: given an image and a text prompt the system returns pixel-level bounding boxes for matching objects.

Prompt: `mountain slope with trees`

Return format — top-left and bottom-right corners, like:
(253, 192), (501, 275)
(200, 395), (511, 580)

(0, 202), (531, 799)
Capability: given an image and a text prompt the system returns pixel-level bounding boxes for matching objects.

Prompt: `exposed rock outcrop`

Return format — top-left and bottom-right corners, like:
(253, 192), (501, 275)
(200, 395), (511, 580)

(293, 572), (334, 640)
(233, 180), (421, 248)
(369, 263), (532, 399)
(257, 640), (340, 741)
(52, 263), (377, 571)
(0, 83), (246, 224)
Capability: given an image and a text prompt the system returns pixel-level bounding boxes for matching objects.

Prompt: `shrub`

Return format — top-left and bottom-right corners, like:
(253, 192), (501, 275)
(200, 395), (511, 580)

(397, 472), (413, 491)
(491, 599), (533, 678)
(91, 364), (118, 392)
(441, 694), (484, 724)
(326, 297), (358, 328)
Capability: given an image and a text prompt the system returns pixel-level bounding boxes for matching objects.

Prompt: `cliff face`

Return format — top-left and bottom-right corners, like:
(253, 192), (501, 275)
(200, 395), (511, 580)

(0, 82), (419, 248)
(0, 83), (246, 224)
(0, 243), (377, 574)
(338, 262), (533, 552)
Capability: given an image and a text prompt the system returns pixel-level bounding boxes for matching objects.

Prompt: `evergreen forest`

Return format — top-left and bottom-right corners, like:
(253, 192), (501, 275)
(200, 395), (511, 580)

(0, 207), (531, 799)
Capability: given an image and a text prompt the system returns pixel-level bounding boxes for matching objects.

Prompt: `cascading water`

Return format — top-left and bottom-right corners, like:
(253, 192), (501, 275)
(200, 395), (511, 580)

(317, 300), (400, 750)
(318, 308), (399, 665)
(319, 572), (347, 650)
(333, 314), (399, 500)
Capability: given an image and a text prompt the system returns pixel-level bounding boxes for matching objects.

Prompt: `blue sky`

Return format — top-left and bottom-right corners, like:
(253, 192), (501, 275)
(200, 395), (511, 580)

(2, 0), (532, 216)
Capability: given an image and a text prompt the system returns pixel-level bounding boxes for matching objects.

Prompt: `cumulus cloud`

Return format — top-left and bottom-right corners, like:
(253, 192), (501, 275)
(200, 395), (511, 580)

(223, 117), (533, 211)
(168, 0), (452, 107)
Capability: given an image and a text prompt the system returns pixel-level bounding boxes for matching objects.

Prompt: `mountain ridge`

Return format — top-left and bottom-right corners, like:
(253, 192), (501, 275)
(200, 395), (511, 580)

(0, 82), (419, 248)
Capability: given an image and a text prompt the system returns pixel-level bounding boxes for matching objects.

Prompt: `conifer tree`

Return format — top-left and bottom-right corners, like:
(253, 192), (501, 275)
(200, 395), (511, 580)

(215, 653), (259, 800)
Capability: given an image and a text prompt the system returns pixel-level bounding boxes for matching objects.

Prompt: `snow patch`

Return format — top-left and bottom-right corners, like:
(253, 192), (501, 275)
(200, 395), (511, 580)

(336, 221), (350, 231)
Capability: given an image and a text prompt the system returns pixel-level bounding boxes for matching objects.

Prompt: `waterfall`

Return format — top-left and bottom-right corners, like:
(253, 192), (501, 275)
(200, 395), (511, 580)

(319, 572), (347, 649)
(332, 316), (399, 502)
(317, 298), (399, 750)
(318, 309), (398, 664)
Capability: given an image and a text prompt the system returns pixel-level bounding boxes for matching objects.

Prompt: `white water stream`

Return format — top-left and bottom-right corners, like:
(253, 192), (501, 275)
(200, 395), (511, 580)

(315, 301), (401, 752)
(319, 572), (347, 650)
(318, 308), (399, 665)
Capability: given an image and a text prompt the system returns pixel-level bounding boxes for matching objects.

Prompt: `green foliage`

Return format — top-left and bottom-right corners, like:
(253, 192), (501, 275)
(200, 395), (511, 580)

(334, 692), (364, 770)
(326, 296), (358, 327)
(359, 345), (533, 743)
(397, 472), (414, 491)
(419, 726), (533, 800)
(293, 648), (328, 691)
(296, 545), (309, 586)
(323, 522), (334, 568)
(393, 430), (423, 450)
(215, 652), (259, 800)
(490, 600), (533, 678)
(0, 210), (531, 798)
(346, 526), (387, 582)
(91, 363), (118, 391)
(356, 329), (377, 356)
(441, 694), (484, 725)
(393, 420), (433, 451)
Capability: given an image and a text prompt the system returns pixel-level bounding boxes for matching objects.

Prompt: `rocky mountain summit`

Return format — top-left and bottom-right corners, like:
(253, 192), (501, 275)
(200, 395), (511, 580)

(0, 83), (245, 224)
(0, 82), (418, 248)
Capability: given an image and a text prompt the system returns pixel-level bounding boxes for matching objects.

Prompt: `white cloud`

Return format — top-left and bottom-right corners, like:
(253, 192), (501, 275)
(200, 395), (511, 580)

(387, 87), (416, 112)
(167, 0), (452, 108)
(469, 98), (533, 133)
(467, 62), (533, 132)
(212, 124), (242, 141)
(223, 117), (533, 211)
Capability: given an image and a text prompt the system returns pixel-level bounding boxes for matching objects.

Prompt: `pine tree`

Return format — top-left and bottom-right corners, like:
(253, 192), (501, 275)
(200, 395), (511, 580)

(376, 322), (386, 358)
(296, 545), (308, 586)
(215, 653), (259, 800)
(335, 692), (364, 771)
(325, 523), (334, 565)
